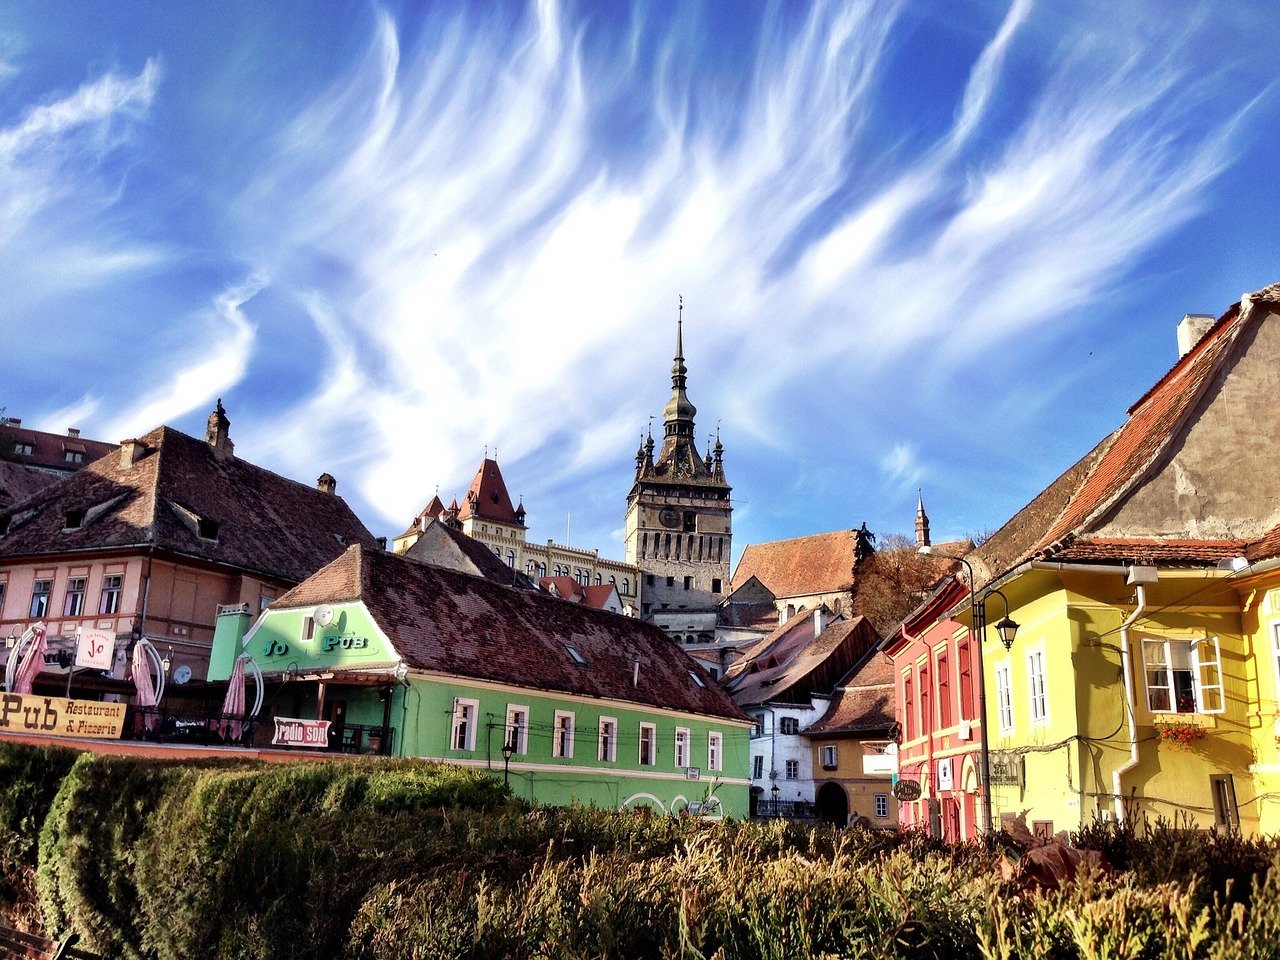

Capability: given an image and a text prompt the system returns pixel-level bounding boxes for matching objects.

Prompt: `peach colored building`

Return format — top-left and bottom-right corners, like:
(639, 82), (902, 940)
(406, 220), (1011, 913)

(0, 403), (375, 686)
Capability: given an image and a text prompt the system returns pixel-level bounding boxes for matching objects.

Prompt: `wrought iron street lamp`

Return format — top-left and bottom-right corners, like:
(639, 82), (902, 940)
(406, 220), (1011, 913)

(502, 740), (515, 788)
(918, 546), (1019, 836)
(771, 783), (780, 818)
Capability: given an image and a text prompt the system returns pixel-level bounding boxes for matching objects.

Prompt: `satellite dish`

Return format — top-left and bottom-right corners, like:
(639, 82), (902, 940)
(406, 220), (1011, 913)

(313, 606), (334, 627)
(172, 664), (192, 685)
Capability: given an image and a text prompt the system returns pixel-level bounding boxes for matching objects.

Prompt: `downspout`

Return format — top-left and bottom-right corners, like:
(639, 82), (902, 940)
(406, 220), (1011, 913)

(1113, 584), (1147, 824)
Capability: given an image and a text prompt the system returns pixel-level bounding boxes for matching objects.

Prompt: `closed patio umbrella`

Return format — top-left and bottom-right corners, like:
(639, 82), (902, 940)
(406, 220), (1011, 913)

(131, 640), (159, 731)
(218, 656), (246, 742)
(10, 624), (47, 695)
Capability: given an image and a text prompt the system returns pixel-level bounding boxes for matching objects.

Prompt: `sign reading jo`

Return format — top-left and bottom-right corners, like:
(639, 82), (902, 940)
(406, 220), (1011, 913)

(75, 629), (117, 671)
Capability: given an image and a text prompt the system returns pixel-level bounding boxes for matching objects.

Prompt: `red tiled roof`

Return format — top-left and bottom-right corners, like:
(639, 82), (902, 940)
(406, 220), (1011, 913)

(404, 518), (536, 590)
(0, 422), (116, 474)
(732, 530), (858, 599)
(0, 461), (58, 509)
(804, 651), (895, 736)
(1246, 524), (1280, 563)
(972, 280), (1280, 586)
(275, 545), (746, 721)
(541, 575), (586, 602)
(582, 584), (620, 609)
(725, 611), (880, 707)
(457, 459), (523, 526)
(0, 424), (376, 584)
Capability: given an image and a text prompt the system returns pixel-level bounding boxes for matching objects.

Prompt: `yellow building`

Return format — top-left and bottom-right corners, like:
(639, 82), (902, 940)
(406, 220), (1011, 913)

(952, 283), (1280, 835)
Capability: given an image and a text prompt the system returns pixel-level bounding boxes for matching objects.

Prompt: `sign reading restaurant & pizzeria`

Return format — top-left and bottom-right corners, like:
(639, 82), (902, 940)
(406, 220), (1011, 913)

(0, 693), (127, 740)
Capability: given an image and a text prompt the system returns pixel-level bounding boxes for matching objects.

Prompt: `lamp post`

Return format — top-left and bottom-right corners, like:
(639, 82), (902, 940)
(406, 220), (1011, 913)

(919, 546), (1019, 837)
(502, 740), (514, 788)
(771, 783), (780, 818)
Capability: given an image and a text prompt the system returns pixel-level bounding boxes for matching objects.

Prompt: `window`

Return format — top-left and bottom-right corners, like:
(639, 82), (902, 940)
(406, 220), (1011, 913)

(1211, 775), (1239, 833)
(638, 722), (656, 765)
(554, 711), (575, 758)
(784, 759), (799, 779)
(598, 717), (617, 762)
(98, 575), (122, 615)
(688, 669), (706, 688)
(1142, 637), (1224, 714)
(712, 578), (722, 593)
(64, 509), (86, 530)
(779, 717), (799, 735)
(506, 705), (529, 755)
(708, 732), (723, 771)
(674, 727), (690, 767)
(30, 579), (51, 618)
(996, 664), (1014, 733)
(197, 517), (219, 540)
(564, 645), (587, 666)
(642, 603), (651, 615)
(507, 550), (515, 568)
(646, 574), (654, 587)
(64, 451), (83, 464)
(936, 650), (952, 728)
(821, 745), (838, 770)
(0, 580), (6, 616)
(752, 756), (765, 779)
(1027, 649), (1048, 724)
(958, 635), (974, 720)
(874, 794), (889, 819)
(63, 577), (86, 616)
(13, 442), (33, 456)
(594, 574), (602, 585)
(301, 616), (316, 641)
(451, 699), (479, 751)
(683, 576), (692, 590)
(751, 714), (765, 738)
(622, 578), (629, 594)
(1032, 820), (1054, 840)
(903, 673), (916, 741)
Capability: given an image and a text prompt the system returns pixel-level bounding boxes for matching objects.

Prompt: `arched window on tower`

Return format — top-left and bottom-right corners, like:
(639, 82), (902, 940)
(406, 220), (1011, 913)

(507, 550), (515, 568)
(595, 574), (602, 585)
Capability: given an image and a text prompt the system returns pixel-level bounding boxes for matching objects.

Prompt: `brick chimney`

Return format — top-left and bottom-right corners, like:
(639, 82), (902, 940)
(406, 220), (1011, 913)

(205, 399), (234, 460)
(67, 427), (80, 438)
(119, 439), (146, 468)
(316, 473), (337, 495)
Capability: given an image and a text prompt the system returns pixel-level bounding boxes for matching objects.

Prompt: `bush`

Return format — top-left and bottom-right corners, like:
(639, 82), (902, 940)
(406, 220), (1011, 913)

(0, 741), (78, 928)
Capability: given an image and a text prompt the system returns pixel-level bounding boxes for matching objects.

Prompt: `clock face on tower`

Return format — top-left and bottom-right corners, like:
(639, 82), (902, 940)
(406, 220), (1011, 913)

(658, 507), (680, 529)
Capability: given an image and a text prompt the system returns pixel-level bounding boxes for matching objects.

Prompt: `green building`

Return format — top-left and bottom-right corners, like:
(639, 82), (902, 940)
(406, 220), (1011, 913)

(210, 544), (751, 816)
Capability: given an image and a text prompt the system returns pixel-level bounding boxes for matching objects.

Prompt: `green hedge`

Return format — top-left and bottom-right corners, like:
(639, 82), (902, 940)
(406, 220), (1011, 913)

(2, 742), (1280, 959)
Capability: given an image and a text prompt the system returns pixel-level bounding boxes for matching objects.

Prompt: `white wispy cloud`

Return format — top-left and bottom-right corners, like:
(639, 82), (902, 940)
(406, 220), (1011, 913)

(880, 442), (924, 497)
(217, 0), (1255, 540)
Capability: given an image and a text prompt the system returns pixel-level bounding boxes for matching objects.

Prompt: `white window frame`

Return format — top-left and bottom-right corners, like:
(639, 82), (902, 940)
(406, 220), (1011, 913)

(451, 698), (479, 752)
(639, 722), (657, 766)
(505, 704), (529, 755)
(821, 744), (838, 769)
(874, 793), (889, 819)
(779, 716), (799, 735)
(995, 663), (1014, 734)
(784, 759), (799, 780)
(1141, 635), (1225, 715)
(1026, 647), (1049, 725)
(598, 716), (617, 762)
(1271, 623), (1280, 707)
(708, 731), (723, 771)
(553, 710), (575, 759)
(674, 726), (690, 768)
(752, 755), (764, 779)
(300, 616), (317, 642)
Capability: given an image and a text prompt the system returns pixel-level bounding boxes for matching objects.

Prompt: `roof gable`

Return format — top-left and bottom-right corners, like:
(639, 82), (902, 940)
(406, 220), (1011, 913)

(457, 459), (523, 526)
(731, 530), (858, 599)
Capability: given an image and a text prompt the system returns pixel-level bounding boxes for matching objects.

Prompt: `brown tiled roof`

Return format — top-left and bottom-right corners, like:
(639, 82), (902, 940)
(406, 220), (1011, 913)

(804, 651), (895, 736)
(0, 461), (58, 509)
(725, 611), (880, 707)
(1049, 537), (1242, 564)
(1246, 525), (1280, 563)
(541, 575), (586, 601)
(457, 458), (523, 525)
(274, 545), (746, 721)
(0, 424), (376, 584)
(732, 530), (858, 599)
(404, 518), (536, 590)
(582, 584), (620, 609)
(718, 599), (778, 630)
(970, 281), (1280, 587)
(0, 422), (116, 474)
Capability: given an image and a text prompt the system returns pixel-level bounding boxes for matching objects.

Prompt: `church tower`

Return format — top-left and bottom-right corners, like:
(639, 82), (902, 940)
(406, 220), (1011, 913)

(624, 301), (731, 642)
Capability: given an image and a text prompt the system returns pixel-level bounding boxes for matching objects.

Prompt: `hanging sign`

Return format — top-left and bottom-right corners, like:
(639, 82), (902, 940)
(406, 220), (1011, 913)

(0, 693), (126, 739)
(936, 757), (954, 791)
(271, 717), (331, 748)
(987, 751), (1024, 788)
(892, 779), (922, 801)
(75, 629), (117, 671)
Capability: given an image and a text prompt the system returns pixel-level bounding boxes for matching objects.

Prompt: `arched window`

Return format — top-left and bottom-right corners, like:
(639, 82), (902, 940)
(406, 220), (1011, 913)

(609, 576), (617, 585)
(595, 574), (602, 586)
(622, 578), (629, 593)
(507, 550), (516, 568)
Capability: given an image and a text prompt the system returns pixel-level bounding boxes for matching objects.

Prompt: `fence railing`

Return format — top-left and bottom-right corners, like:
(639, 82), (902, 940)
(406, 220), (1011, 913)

(125, 704), (259, 747)
(756, 799), (818, 820)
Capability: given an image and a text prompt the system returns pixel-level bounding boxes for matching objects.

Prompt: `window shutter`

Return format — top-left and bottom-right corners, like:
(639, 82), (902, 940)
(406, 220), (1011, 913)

(1194, 636), (1225, 714)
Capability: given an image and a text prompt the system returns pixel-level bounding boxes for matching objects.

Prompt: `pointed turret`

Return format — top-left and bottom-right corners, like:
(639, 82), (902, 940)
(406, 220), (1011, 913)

(661, 299), (697, 441)
(205, 398), (234, 460)
(915, 491), (931, 548)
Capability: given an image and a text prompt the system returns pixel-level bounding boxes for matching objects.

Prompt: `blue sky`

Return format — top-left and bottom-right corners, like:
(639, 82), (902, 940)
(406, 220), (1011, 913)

(1, 1), (1275, 561)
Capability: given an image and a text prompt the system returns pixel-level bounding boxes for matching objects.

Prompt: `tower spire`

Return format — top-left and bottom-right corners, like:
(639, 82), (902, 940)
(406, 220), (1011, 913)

(915, 489), (931, 548)
(662, 295), (697, 440)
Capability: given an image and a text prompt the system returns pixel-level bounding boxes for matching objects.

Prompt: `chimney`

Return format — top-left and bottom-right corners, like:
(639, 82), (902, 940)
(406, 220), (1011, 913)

(119, 439), (146, 468)
(316, 473), (337, 495)
(1177, 314), (1215, 358)
(813, 606), (825, 635)
(67, 427), (80, 438)
(205, 398), (234, 460)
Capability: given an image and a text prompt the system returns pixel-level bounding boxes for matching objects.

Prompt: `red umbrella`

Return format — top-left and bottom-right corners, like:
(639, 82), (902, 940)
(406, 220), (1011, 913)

(131, 640), (159, 731)
(218, 656), (246, 741)
(11, 624), (47, 695)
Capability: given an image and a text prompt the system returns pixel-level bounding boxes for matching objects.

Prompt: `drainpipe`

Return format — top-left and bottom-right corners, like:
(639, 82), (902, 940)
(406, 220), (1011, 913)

(1113, 583), (1147, 824)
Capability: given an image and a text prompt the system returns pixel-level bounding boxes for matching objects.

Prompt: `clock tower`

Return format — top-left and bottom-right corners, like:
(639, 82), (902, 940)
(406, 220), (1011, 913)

(624, 302), (731, 642)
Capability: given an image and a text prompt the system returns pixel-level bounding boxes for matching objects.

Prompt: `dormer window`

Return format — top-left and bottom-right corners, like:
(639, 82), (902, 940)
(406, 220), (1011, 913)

(64, 509), (86, 530)
(197, 518), (219, 540)
(688, 670), (706, 688)
(333, 533), (347, 545)
(564, 645), (587, 666)
(13, 442), (33, 456)
(64, 451), (83, 464)
(0, 516), (9, 536)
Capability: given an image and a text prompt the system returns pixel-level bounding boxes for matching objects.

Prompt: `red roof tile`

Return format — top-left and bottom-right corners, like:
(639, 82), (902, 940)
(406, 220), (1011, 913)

(804, 651), (895, 736)
(725, 610), (880, 707)
(0, 422), (116, 474)
(275, 545), (745, 721)
(732, 530), (858, 599)
(457, 459), (524, 526)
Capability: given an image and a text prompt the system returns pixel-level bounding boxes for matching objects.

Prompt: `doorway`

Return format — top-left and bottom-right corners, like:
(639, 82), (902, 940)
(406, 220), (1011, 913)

(815, 782), (849, 826)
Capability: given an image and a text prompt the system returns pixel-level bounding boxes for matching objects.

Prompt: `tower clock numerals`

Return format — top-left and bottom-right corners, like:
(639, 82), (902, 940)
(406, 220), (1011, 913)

(659, 508), (680, 529)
